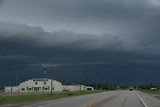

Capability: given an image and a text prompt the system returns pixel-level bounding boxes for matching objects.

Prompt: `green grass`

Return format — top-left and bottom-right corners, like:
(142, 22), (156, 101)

(0, 91), (97, 105)
(141, 90), (160, 95)
(141, 90), (160, 99)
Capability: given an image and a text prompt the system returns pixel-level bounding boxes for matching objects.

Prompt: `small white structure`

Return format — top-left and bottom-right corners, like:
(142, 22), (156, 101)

(85, 86), (94, 90)
(63, 85), (86, 91)
(151, 88), (157, 91)
(5, 78), (94, 93)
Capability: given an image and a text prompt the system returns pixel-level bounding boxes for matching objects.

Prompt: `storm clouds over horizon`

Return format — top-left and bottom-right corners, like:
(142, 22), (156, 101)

(0, 0), (160, 87)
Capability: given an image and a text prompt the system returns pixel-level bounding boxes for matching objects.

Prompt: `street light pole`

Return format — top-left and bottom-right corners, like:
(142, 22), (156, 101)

(51, 78), (53, 95)
(50, 66), (53, 95)
(10, 76), (13, 93)
(96, 77), (98, 90)
(83, 73), (86, 91)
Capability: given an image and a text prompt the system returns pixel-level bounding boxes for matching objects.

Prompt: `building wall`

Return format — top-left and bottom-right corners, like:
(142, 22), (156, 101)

(85, 86), (94, 90)
(5, 78), (62, 93)
(5, 86), (19, 93)
(4, 78), (94, 93)
(63, 85), (86, 91)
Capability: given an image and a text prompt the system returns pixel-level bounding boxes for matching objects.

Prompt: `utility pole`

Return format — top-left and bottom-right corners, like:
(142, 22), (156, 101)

(10, 76), (13, 93)
(44, 67), (47, 78)
(96, 77), (98, 90)
(51, 66), (54, 95)
(15, 74), (18, 86)
(83, 73), (86, 91)
(51, 78), (53, 94)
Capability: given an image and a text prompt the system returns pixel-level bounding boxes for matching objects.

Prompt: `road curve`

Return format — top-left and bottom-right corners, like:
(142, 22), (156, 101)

(22, 91), (160, 107)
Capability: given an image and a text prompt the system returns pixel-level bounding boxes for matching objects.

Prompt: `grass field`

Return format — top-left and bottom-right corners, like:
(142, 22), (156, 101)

(0, 91), (97, 105)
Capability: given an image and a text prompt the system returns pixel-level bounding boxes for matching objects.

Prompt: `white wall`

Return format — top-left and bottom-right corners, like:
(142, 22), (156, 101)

(5, 86), (19, 92)
(4, 78), (93, 93)
(5, 78), (63, 93)
(85, 86), (94, 90)
(65, 85), (85, 91)
(18, 79), (63, 92)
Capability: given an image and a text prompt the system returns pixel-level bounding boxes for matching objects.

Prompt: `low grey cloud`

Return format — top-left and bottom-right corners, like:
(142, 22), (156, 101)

(0, 55), (30, 60)
(40, 61), (114, 68)
(1, 21), (160, 55)
(0, 21), (122, 51)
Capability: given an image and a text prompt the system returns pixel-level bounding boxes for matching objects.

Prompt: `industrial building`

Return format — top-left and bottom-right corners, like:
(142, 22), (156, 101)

(5, 78), (94, 93)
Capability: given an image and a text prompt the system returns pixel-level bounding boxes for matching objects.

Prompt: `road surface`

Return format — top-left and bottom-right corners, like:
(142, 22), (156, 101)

(21, 90), (160, 107)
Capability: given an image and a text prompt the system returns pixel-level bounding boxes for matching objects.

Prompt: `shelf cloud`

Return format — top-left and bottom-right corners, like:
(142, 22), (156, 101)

(0, 0), (160, 86)
(1, 21), (160, 55)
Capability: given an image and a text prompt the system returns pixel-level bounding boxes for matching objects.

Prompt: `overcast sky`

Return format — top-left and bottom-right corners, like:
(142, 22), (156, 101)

(0, 0), (160, 86)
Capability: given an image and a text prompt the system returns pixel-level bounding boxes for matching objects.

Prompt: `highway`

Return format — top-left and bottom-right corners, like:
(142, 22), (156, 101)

(22, 91), (160, 107)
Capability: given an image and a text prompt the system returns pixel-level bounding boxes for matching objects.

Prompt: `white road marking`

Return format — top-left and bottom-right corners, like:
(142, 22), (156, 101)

(136, 91), (148, 107)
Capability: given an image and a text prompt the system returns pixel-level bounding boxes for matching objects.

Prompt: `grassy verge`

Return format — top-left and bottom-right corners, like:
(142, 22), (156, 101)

(0, 91), (97, 105)
(141, 90), (160, 99)
(141, 90), (160, 95)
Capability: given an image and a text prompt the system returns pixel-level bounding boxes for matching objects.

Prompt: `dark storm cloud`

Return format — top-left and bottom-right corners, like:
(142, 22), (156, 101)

(2, 21), (160, 66)
(1, 21), (160, 55)
(1, 0), (160, 46)
(1, 21), (160, 87)
(0, 21), (122, 51)
(1, 0), (160, 86)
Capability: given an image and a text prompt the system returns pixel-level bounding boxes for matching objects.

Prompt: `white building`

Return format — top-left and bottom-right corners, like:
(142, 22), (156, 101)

(5, 78), (94, 93)
(151, 88), (157, 91)
(5, 86), (19, 93)
(85, 86), (94, 90)
(63, 85), (86, 91)
(5, 78), (62, 93)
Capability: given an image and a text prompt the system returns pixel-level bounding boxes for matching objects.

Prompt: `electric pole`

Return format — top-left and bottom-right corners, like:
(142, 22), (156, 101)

(51, 66), (54, 95)
(83, 73), (86, 91)
(51, 78), (53, 94)
(96, 77), (98, 90)
(10, 76), (13, 93)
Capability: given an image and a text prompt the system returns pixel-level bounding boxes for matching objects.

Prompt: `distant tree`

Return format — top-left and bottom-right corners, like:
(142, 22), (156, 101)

(138, 84), (160, 90)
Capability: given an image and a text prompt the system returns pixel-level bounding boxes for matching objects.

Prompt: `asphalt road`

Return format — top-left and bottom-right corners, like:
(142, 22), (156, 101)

(22, 91), (160, 107)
